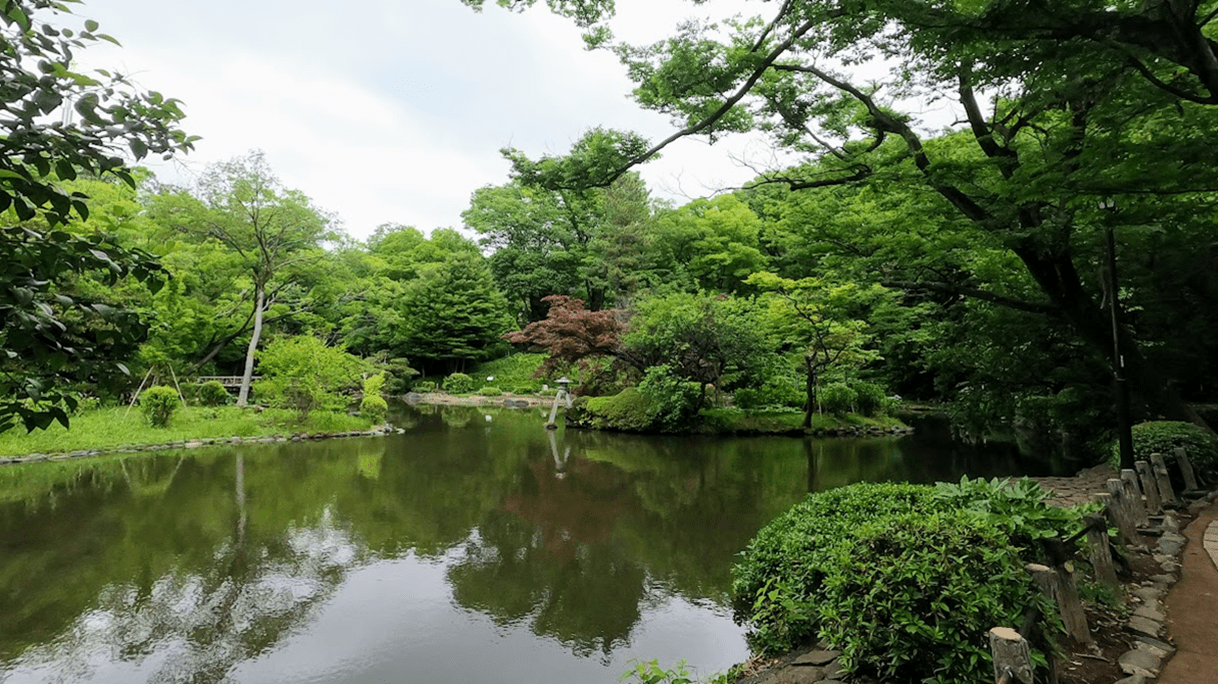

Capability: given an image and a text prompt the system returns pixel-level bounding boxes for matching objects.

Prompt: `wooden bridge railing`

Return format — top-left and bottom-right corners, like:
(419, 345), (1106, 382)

(194, 376), (260, 388)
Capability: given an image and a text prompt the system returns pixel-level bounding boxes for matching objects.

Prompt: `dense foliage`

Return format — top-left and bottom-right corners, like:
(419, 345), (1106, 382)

(253, 336), (362, 419)
(733, 479), (1090, 682)
(1113, 421), (1218, 477)
(196, 381), (230, 407)
(138, 386), (180, 428)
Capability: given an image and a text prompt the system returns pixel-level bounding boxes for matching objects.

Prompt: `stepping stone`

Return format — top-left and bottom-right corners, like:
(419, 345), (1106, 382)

(792, 650), (839, 667)
(1135, 635), (1176, 655)
(1126, 616), (1163, 638)
(1118, 649), (1161, 678)
(1132, 604), (1166, 623)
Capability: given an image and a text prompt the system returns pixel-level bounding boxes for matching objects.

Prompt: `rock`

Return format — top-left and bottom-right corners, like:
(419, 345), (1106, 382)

(1135, 635), (1176, 655)
(1126, 616), (1163, 638)
(185, 441), (203, 449)
(1158, 532), (1188, 556)
(503, 398), (530, 408)
(1132, 586), (1163, 602)
(230, 437), (242, 444)
(822, 660), (845, 681)
(1149, 573), (1177, 586)
(1132, 604), (1166, 623)
(792, 650), (839, 667)
(1113, 675), (1147, 684)
(1135, 638), (1174, 659)
(1118, 649), (1161, 678)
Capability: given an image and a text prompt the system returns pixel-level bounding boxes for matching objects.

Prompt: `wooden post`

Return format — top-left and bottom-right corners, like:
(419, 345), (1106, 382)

(1085, 514), (1120, 589)
(1174, 447), (1200, 492)
(989, 627), (1034, 684)
(544, 389), (566, 429)
(1026, 563), (1091, 644)
(1150, 453), (1179, 507)
(1100, 486), (1138, 546)
(1120, 469), (1148, 526)
(1134, 461), (1162, 515)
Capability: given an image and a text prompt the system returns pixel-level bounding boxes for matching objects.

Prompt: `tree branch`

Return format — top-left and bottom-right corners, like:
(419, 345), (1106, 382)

(886, 280), (1058, 314)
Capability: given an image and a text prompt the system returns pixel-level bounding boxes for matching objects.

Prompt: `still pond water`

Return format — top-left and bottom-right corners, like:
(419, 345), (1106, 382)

(0, 404), (1042, 684)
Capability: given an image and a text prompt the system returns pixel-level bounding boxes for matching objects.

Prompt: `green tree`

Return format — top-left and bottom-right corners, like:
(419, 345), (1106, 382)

(471, 0), (1218, 435)
(253, 335), (362, 419)
(151, 152), (333, 406)
(398, 252), (514, 374)
(0, 0), (193, 432)
(623, 291), (775, 411)
(748, 273), (879, 429)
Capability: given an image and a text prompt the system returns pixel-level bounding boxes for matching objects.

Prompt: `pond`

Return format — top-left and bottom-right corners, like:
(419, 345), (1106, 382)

(0, 404), (1043, 684)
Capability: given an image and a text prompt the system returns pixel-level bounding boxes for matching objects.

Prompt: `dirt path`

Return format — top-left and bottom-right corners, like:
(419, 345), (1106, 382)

(1159, 498), (1218, 684)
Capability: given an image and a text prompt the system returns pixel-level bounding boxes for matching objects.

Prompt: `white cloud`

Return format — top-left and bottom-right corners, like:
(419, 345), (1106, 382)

(71, 0), (781, 240)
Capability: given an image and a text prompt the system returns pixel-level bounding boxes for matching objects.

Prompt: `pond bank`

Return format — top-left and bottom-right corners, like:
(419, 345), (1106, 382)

(0, 406), (381, 463)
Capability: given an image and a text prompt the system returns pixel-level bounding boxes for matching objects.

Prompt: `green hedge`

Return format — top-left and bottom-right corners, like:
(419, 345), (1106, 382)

(197, 381), (230, 407)
(442, 373), (475, 394)
(139, 386), (180, 428)
(733, 478), (1087, 683)
(1111, 421), (1218, 477)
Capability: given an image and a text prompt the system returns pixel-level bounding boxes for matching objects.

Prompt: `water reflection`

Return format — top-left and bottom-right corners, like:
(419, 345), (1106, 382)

(0, 406), (1032, 684)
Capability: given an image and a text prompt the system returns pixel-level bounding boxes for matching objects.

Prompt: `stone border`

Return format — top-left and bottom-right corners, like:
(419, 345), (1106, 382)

(1113, 489), (1218, 684)
(0, 425), (400, 466)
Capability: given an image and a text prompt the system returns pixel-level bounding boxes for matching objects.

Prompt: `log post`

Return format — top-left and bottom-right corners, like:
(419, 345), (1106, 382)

(1150, 453), (1179, 507)
(1084, 514), (1120, 589)
(1174, 447), (1200, 493)
(1134, 461), (1162, 515)
(989, 627), (1034, 684)
(1102, 482), (1138, 545)
(1120, 469), (1148, 526)
(1026, 563), (1091, 644)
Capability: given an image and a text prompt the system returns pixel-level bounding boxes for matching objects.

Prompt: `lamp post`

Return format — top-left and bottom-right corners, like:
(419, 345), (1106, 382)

(1100, 198), (1135, 470)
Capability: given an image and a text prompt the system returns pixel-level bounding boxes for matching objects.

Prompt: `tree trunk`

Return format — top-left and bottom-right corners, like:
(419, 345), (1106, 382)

(1016, 246), (1215, 436)
(802, 356), (816, 429)
(236, 286), (265, 408)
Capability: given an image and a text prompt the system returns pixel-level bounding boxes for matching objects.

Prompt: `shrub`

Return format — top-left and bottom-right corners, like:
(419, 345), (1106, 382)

(637, 364), (701, 432)
(734, 379), (803, 410)
(197, 380), (230, 407)
(442, 372), (475, 394)
(1111, 421), (1218, 476)
(139, 386), (180, 428)
(732, 483), (942, 652)
(818, 512), (1055, 683)
(360, 373), (388, 424)
(578, 388), (657, 431)
(734, 478), (1083, 665)
(818, 382), (857, 415)
(851, 381), (887, 417)
(253, 336), (363, 419)
(360, 395), (388, 424)
(414, 380), (438, 392)
(476, 386), (503, 397)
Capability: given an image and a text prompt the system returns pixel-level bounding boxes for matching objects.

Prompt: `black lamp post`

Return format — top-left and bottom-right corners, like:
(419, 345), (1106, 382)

(1100, 198), (1135, 470)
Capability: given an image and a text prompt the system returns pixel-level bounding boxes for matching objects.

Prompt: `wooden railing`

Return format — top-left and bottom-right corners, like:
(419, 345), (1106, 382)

(194, 376), (259, 388)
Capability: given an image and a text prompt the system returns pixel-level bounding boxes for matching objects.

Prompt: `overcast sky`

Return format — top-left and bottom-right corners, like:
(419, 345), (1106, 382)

(75, 0), (775, 240)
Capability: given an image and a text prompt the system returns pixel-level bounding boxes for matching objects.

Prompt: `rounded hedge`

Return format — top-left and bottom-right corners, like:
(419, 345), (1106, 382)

(442, 373), (475, 394)
(818, 512), (1054, 684)
(139, 386), (180, 428)
(818, 382), (857, 416)
(360, 394), (388, 424)
(197, 380), (230, 407)
(1111, 421), (1218, 476)
(476, 386), (503, 397)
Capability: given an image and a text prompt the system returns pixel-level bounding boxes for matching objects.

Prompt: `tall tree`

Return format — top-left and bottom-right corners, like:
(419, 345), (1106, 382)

(397, 252), (514, 374)
(470, 0), (1218, 433)
(152, 152), (332, 406)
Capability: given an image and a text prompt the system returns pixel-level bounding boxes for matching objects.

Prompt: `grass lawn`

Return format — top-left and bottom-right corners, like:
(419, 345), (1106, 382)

(0, 406), (373, 457)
